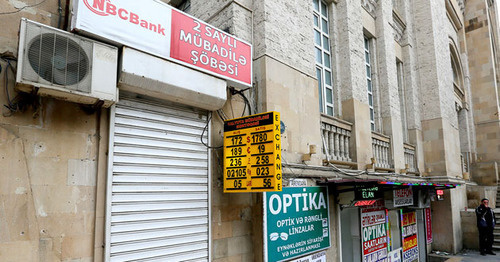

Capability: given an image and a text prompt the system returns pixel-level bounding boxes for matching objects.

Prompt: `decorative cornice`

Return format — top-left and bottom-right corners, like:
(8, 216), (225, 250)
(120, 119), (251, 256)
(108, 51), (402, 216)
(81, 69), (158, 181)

(446, 0), (463, 31)
(362, 0), (379, 17)
(457, 0), (465, 16)
(392, 11), (406, 45)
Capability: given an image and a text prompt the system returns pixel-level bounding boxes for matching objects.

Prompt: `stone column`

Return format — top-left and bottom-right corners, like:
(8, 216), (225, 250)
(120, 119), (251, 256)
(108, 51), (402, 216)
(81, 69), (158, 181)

(413, 0), (467, 253)
(398, 0), (425, 174)
(374, 0), (405, 171)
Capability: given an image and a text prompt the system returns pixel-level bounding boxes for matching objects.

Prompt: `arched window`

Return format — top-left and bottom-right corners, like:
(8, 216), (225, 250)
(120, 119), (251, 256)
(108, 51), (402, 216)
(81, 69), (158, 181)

(450, 41), (465, 102)
(449, 40), (470, 175)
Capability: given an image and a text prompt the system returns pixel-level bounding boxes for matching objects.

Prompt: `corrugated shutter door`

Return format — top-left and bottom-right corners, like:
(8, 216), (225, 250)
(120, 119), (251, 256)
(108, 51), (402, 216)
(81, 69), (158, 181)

(108, 94), (209, 262)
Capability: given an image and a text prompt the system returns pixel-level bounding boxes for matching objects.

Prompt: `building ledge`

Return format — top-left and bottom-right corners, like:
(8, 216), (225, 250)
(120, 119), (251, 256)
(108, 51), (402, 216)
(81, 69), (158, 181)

(283, 163), (465, 187)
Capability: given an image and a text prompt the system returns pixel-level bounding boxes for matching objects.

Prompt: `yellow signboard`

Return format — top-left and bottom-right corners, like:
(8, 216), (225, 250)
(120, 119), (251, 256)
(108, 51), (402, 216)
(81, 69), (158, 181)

(223, 112), (282, 193)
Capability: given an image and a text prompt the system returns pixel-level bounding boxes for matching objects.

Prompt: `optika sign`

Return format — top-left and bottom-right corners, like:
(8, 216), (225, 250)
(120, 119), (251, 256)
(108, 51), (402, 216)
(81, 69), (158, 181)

(268, 191), (327, 215)
(82, 0), (166, 35)
(264, 187), (330, 262)
(73, 0), (252, 87)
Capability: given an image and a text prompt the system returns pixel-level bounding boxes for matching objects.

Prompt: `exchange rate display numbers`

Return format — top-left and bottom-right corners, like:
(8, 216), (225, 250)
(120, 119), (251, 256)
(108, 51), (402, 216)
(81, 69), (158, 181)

(223, 112), (282, 193)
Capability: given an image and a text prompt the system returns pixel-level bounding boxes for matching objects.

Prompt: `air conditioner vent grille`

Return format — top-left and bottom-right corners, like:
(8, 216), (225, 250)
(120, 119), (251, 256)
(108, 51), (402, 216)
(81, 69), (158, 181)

(22, 21), (93, 93)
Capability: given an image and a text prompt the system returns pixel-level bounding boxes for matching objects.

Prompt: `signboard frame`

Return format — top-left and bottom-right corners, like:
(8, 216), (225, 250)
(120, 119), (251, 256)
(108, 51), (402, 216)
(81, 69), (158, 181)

(263, 186), (331, 262)
(401, 210), (419, 262)
(223, 112), (282, 193)
(289, 251), (327, 262)
(425, 208), (432, 244)
(388, 247), (402, 262)
(360, 207), (389, 262)
(393, 188), (414, 207)
(72, 0), (253, 88)
(355, 185), (383, 201)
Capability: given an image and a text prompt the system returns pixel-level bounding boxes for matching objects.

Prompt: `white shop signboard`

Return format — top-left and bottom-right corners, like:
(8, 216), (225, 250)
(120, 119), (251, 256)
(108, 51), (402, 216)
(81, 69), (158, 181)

(72, 0), (252, 88)
(393, 188), (413, 207)
(388, 248), (402, 262)
(289, 251), (327, 262)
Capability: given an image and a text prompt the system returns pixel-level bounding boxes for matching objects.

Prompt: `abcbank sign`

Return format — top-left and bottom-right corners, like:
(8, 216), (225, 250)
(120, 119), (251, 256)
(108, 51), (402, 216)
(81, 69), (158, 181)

(72, 0), (252, 87)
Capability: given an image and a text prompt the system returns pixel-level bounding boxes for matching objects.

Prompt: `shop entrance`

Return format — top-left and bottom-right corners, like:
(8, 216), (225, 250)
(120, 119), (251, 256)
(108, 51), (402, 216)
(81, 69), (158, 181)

(105, 93), (210, 261)
(340, 207), (361, 262)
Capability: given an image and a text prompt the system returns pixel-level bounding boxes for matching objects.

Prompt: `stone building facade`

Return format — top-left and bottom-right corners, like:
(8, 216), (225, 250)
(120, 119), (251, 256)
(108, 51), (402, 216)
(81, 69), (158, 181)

(0, 0), (498, 261)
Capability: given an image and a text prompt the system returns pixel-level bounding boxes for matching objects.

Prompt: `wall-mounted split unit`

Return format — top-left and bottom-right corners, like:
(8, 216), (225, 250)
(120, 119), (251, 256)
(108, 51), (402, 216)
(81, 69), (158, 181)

(16, 18), (118, 107)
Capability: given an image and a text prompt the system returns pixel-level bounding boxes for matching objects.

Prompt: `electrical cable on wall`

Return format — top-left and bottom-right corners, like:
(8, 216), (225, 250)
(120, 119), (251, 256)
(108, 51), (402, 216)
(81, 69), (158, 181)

(230, 87), (252, 116)
(1, 53), (18, 112)
(219, 108), (229, 120)
(2, 53), (41, 117)
(57, 0), (63, 28)
(200, 112), (224, 149)
(201, 87), (252, 149)
(216, 109), (227, 121)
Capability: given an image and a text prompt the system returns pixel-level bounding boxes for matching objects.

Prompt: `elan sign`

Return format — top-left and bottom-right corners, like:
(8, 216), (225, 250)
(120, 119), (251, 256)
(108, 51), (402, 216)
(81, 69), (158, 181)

(264, 187), (330, 262)
(355, 185), (383, 200)
(72, 0), (252, 87)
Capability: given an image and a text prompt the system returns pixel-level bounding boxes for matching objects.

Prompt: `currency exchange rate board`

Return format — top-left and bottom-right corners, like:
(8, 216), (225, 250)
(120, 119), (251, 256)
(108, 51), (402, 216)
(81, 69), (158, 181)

(223, 112), (282, 193)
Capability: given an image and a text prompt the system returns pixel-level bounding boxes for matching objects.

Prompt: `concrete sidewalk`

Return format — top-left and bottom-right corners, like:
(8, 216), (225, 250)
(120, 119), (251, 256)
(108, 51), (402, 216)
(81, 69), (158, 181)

(429, 250), (499, 261)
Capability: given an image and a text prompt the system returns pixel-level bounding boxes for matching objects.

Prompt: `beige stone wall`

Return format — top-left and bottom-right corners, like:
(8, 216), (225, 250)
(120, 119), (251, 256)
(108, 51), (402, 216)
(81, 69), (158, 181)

(465, 0), (500, 185)
(0, 0), (63, 54)
(252, 0), (315, 77)
(413, 0), (469, 180)
(190, 1), (253, 44)
(210, 185), (255, 261)
(0, 99), (107, 262)
(460, 210), (478, 250)
(0, 1), (108, 261)
(1, 0), (496, 260)
(466, 185), (498, 208)
(255, 56), (322, 165)
(431, 186), (467, 254)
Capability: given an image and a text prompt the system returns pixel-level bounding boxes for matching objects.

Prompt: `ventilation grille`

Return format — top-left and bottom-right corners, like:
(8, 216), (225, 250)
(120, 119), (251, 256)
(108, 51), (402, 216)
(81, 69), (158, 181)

(21, 20), (93, 93)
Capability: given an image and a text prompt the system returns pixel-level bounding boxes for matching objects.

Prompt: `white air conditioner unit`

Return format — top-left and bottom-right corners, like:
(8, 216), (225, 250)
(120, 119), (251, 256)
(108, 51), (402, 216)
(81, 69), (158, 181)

(16, 18), (118, 107)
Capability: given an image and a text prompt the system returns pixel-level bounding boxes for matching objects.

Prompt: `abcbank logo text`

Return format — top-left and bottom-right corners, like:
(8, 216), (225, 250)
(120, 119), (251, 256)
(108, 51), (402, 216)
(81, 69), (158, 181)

(82, 0), (167, 36)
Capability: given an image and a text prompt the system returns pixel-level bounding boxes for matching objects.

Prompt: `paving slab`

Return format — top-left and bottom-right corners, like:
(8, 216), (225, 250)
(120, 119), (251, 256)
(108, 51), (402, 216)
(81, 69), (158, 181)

(429, 250), (500, 262)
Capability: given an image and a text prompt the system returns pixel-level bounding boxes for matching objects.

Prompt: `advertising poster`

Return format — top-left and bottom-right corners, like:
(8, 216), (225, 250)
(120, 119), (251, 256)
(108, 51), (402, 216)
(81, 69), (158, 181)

(388, 248), (402, 262)
(425, 208), (432, 244)
(289, 251), (327, 262)
(264, 187), (330, 262)
(401, 211), (418, 262)
(361, 207), (388, 262)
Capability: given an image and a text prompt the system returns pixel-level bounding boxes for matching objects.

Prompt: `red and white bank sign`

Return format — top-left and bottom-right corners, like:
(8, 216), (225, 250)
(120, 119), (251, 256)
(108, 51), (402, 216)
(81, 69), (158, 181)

(72, 0), (252, 87)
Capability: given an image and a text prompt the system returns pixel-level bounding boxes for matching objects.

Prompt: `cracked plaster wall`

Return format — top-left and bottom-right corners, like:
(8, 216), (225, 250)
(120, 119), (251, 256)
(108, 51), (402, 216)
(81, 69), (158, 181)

(0, 1), (107, 261)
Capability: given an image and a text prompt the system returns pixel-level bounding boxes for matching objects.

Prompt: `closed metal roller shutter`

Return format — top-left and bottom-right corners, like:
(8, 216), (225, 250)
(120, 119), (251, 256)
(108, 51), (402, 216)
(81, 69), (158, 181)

(106, 94), (210, 262)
